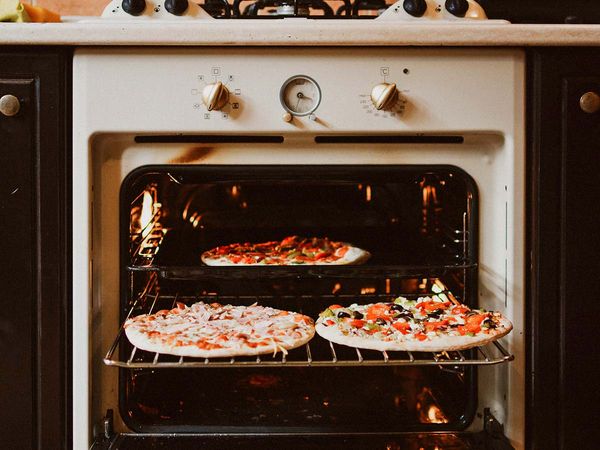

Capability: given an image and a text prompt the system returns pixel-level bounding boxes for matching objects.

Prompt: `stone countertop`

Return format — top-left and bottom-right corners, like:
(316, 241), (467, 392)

(1, 21), (600, 46)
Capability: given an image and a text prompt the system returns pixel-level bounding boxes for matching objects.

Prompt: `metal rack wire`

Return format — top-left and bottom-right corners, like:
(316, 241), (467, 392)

(104, 292), (514, 369)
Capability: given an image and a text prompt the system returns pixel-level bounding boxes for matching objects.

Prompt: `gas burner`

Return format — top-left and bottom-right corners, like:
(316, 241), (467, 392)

(100, 0), (499, 21)
(351, 0), (390, 17)
(201, 0), (231, 17)
(232, 0), (334, 17)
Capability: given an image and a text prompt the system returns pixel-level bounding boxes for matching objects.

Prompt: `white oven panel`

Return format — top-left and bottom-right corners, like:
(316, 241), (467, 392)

(74, 48), (521, 133)
(73, 47), (525, 449)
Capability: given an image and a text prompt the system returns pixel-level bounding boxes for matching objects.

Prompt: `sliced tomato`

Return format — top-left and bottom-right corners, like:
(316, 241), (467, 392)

(366, 303), (391, 321)
(350, 319), (365, 328)
(280, 236), (297, 247)
(424, 320), (448, 332)
(336, 246), (349, 257)
(456, 325), (467, 336)
(416, 301), (452, 312)
(465, 313), (488, 333)
(392, 322), (411, 334)
(229, 255), (243, 263)
(315, 252), (329, 260)
(324, 320), (335, 326)
(414, 332), (427, 341)
(452, 305), (470, 315)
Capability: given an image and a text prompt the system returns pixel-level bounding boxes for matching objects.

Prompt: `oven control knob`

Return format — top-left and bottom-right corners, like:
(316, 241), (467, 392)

(202, 82), (230, 111)
(445, 0), (469, 17)
(403, 0), (427, 17)
(121, 0), (146, 16)
(370, 82), (399, 110)
(165, 0), (188, 15)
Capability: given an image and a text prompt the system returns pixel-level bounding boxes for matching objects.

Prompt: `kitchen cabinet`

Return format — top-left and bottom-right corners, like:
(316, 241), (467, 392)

(528, 48), (600, 450)
(0, 48), (70, 449)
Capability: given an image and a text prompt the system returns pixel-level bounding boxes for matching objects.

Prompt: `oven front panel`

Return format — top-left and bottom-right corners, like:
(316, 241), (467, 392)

(73, 48), (525, 448)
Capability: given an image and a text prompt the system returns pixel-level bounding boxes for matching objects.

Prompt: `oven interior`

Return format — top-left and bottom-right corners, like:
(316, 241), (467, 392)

(106, 164), (504, 434)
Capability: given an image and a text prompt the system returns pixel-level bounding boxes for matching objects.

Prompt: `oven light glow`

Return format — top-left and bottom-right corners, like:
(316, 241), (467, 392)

(231, 185), (240, 197)
(361, 287), (376, 294)
(366, 185), (372, 202)
(140, 190), (155, 238)
(426, 405), (448, 424)
(332, 283), (342, 294)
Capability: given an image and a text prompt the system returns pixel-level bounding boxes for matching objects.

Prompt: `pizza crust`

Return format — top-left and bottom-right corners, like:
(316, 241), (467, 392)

(316, 317), (511, 352)
(201, 239), (371, 266)
(124, 302), (315, 358)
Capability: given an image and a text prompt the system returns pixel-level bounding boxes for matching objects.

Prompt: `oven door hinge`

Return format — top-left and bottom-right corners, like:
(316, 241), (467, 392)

(91, 409), (117, 449)
(475, 408), (515, 450)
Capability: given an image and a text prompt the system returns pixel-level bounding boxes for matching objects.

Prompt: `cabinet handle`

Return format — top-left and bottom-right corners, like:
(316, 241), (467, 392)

(0, 94), (20, 117)
(579, 91), (600, 114)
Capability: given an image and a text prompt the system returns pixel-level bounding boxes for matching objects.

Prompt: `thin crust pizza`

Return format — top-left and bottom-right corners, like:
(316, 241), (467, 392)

(124, 302), (315, 358)
(315, 296), (512, 352)
(201, 236), (370, 266)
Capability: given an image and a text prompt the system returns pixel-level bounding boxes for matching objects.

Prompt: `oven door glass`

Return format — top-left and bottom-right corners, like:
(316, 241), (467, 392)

(117, 165), (479, 434)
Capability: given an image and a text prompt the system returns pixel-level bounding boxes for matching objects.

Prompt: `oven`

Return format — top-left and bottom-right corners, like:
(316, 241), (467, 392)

(73, 47), (524, 449)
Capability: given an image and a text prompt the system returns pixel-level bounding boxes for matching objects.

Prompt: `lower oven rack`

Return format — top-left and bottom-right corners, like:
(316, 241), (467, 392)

(104, 293), (514, 369)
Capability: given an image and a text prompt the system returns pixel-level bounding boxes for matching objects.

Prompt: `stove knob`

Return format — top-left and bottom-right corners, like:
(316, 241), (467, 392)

(445, 0), (469, 17)
(121, 0), (146, 16)
(403, 0), (427, 17)
(202, 82), (230, 111)
(371, 82), (399, 111)
(165, 0), (188, 15)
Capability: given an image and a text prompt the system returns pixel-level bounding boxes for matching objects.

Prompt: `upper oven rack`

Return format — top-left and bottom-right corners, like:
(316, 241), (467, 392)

(104, 292), (514, 369)
(128, 262), (478, 280)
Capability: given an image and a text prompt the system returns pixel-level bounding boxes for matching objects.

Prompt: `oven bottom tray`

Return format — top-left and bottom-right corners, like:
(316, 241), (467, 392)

(105, 291), (513, 369)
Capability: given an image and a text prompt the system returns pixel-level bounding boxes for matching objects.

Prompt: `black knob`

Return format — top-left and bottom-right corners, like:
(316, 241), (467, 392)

(121, 0), (146, 15)
(445, 0), (469, 17)
(165, 0), (189, 15)
(403, 0), (427, 17)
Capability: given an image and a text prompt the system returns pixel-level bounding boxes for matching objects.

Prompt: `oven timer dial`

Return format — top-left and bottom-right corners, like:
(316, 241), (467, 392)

(371, 82), (399, 110)
(202, 81), (230, 111)
(280, 75), (322, 118)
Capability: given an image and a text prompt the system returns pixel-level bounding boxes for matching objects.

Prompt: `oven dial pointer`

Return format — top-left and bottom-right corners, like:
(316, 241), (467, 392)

(371, 82), (399, 110)
(202, 81), (230, 111)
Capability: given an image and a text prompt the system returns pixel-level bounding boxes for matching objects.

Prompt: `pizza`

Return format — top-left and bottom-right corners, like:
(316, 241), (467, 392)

(201, 236), (371, 266)
(124, 301), (315, 358)
(315, 296), (512, 352)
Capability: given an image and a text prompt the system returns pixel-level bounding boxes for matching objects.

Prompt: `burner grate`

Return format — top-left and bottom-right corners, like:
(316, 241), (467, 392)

(104, 292), (514, 369)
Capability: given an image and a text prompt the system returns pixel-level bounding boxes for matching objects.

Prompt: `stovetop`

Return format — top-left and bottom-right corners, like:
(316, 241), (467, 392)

(101, 0), (500, 21)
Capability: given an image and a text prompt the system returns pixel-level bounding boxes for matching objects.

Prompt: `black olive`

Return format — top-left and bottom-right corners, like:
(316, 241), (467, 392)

(449, 323), (460, 328)
(390, 304), (406, 312)
(395, 311), (413, 319)
(483, 318), (496, 329)
(375, 318), (388, 325)
(337, 311), (351, 319)
(427, 311), (442, 319)
(352, 311), (364, 319)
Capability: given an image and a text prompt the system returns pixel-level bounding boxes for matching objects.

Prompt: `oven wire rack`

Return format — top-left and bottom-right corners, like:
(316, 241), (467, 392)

(104, 291), (514, 369)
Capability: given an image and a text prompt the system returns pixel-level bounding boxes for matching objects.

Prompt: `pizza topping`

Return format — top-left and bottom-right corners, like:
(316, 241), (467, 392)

(202, 236), (369, 266)
(125, 302), (315, 357)
(316, 295), (511, 349)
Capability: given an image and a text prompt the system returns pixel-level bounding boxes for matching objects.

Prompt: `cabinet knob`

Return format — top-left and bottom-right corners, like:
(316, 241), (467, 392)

(0, 94), (20, 117)
(579, 91), (600, 114)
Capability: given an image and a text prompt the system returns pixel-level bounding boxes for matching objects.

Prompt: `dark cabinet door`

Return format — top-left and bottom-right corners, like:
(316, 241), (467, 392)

(528, 48), (600, 450)
(0, 49), (70, 450)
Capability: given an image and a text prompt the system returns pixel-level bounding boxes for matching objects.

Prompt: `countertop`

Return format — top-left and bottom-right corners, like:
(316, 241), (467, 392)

(1, 21), (600, 46)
